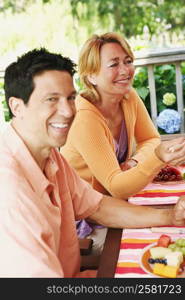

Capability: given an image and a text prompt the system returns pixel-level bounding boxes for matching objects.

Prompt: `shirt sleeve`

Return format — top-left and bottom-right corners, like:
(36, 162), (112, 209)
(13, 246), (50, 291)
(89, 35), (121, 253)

(60, 156), (103, 220)
(132, 92), (161, 162)
(0, 175), (64, 278)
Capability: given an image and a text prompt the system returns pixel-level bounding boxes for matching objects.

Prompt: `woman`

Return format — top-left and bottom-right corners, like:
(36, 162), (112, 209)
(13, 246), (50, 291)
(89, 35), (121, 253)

(61, 32), (164, 199)
(61, 32), (185, 251)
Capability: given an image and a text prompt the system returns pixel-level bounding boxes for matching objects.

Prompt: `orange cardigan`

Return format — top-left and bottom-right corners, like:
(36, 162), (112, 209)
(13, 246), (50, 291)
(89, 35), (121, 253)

(61, 88), (165, 198)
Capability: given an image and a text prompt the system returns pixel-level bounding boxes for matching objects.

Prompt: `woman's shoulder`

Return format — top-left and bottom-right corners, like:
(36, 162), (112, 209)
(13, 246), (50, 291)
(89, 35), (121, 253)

(122, 88), (143, 110)
(75, 94), (106, 121)
(126, 87), (141, 101)
(76, 94), (97, 110)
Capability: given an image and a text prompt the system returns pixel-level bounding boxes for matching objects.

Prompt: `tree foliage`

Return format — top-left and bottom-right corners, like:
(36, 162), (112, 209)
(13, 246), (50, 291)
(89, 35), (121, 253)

(0, 0), (54, 12)
(70, 0), (185, 38)
(1, 0), (184, 38)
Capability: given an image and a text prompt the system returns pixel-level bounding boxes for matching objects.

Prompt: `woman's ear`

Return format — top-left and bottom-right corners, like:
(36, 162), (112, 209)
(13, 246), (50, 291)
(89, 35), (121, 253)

(8, 97), (24, 118)
(87, 74), (97, 85)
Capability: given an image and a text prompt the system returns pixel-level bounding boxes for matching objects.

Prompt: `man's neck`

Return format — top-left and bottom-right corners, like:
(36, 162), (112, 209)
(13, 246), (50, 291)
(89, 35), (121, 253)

(11, 122), (50, 171)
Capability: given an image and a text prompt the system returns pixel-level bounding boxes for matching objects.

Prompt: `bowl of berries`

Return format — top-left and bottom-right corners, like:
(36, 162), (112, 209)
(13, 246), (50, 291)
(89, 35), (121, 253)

(153, 165), (185, 184)
(140, 234), (185, 278)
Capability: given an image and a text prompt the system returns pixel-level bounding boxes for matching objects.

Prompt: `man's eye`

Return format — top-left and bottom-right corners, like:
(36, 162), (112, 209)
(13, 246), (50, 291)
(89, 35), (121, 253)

(68, 95), (76, 101)
(47, 97), (58, 102)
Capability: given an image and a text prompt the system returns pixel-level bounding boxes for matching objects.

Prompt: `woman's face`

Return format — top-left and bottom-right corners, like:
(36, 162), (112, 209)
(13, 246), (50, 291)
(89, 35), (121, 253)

(90, 42), (135, 99)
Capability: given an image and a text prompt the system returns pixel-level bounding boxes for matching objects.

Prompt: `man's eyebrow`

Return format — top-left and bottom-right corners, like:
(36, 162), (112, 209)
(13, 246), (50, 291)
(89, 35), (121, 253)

(44, 92), (60, 97)
(41, 92), (62, 101)
(42, 90), (77, 99)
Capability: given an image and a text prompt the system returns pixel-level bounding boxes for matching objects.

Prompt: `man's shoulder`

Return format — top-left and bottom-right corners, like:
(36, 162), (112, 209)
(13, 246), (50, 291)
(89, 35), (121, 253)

(0, 147), (19, 170)
(0, 147), (25, 189)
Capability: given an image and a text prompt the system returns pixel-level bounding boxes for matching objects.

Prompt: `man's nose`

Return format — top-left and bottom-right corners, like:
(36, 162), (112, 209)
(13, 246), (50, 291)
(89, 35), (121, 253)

(57, 99), (74, 118)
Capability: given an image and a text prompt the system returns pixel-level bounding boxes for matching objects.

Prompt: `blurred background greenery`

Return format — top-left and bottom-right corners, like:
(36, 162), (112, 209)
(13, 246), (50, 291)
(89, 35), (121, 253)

(0, 0), (184, 63)
(0, 0), (185, 128)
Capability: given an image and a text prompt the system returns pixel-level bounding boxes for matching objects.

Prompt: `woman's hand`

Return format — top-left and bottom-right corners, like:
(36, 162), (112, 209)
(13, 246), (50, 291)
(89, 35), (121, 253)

(120, 159), (138, 171)
(155, 137), (185, 165)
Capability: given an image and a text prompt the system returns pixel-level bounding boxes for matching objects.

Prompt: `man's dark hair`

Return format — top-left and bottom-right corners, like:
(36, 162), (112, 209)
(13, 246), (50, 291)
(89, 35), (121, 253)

(4, 48), (76, 118)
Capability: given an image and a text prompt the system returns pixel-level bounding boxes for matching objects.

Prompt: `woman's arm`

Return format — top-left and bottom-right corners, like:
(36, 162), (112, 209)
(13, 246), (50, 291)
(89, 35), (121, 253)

(65, 112), (165, 198)
(131, 92), (161, 162)
(64, 107), (185, 199)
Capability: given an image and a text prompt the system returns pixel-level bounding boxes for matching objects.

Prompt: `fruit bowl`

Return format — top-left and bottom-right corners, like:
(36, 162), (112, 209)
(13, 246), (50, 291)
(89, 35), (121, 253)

(153, 165), (185, 183)
(140, 243), (161, 277)
(140, 242), (185, 278)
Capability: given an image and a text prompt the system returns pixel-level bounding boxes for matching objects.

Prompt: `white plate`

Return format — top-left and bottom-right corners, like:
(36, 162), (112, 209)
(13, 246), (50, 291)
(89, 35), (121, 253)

(139, 242), (160, 277)
(139, 242), (185, 278)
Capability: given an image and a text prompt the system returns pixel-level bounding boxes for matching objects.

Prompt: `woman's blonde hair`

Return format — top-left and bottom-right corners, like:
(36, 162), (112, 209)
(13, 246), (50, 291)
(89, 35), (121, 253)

(78, 32), (134, 102)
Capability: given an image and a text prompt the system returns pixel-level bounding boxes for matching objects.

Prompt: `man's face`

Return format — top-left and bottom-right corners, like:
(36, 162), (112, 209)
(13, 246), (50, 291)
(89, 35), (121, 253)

(14, 70), (76, 151)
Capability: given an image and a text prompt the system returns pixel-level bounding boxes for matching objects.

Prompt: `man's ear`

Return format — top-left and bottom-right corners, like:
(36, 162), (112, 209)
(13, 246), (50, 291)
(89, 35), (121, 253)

(87, 74), (97, 85)
(8, 97), (24, 118)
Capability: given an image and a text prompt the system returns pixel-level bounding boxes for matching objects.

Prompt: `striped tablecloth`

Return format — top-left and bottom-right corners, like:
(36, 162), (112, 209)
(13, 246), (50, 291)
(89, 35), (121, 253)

(114, 228), (185, 278)
(128, 181), (185, 206)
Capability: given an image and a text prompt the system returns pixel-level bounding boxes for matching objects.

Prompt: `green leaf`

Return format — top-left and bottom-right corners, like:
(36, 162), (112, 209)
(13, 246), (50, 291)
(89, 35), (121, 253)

(136, 87), (149, 100)
(158, 103), (167, 112)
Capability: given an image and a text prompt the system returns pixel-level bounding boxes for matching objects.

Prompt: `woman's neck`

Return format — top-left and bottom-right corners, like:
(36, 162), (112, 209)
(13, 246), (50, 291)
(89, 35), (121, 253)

(96, 94), (123, 121)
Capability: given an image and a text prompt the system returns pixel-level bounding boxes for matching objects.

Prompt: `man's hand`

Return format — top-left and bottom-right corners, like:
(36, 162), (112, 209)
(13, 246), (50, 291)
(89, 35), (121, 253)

(155, 137), (185, 165)
(172, 196), (185, 226)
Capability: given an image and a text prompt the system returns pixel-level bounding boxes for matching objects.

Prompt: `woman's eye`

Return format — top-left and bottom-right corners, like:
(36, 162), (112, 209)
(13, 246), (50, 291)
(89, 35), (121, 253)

(109, 63), (119, 68)
(125, 59), (133, 65)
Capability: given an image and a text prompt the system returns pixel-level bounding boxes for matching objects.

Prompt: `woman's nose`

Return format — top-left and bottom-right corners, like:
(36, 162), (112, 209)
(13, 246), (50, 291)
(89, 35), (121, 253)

(119, 62), (128, 75)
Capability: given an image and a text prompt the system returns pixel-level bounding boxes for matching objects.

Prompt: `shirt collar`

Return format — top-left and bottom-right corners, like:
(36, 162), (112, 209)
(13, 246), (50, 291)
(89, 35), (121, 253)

(2, 123), (58, 197)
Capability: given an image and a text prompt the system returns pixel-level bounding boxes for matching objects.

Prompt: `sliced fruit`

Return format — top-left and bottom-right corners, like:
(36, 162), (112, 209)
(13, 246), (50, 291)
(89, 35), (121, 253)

(175, 238), (185, 247)
(153, 263), (179, 278)
(153, 263), (165, 276)
(157, 234), (171, 248)
(181, 247), (185, 256)
(162, 265), (179, 278)
(168, 243), (177, 251)
(164, 251), (183, 267)
(150, 246), (172, 259)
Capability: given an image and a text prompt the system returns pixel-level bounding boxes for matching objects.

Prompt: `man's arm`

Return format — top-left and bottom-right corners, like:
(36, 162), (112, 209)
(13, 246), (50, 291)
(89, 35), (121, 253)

(172, 195), (185, 226)
(88, 195), (185, 229)
(88, 195), (173, 228)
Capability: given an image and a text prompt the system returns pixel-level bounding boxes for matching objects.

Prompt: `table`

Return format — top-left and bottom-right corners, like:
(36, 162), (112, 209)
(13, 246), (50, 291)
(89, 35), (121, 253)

(160, 133), (185, 141)
(97, 228), (122, 277)
(97, 205), (175, 278)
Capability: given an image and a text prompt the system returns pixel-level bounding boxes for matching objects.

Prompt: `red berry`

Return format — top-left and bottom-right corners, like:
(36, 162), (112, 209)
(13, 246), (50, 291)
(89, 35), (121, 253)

(157, 234), (171, 247)
(153, 165), (182, 182)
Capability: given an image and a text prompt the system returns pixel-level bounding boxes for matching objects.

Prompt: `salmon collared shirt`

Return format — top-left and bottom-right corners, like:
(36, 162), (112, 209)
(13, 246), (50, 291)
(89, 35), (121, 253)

(0, 123), (102, 277)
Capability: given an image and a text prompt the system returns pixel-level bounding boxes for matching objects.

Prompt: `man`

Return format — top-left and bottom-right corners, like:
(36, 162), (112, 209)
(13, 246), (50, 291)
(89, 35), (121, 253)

(0, 48), (185, 278)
